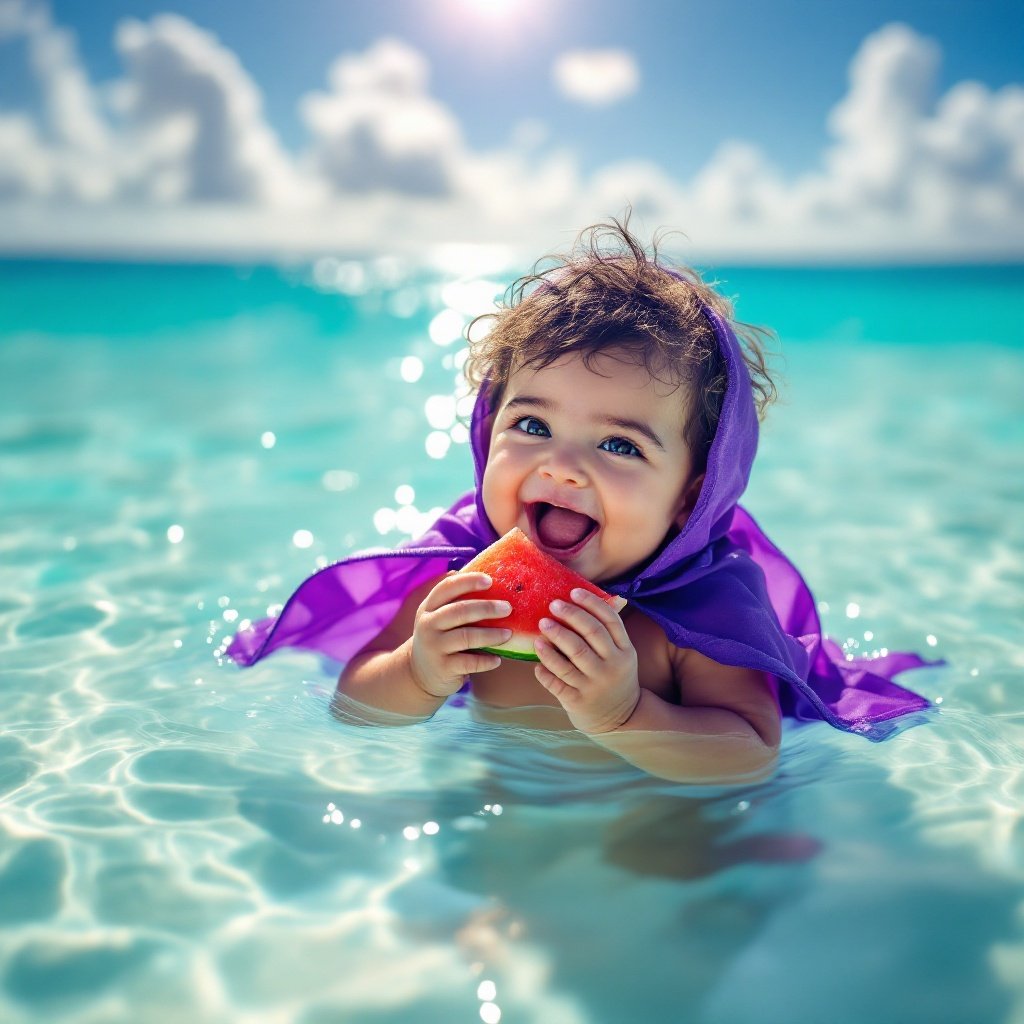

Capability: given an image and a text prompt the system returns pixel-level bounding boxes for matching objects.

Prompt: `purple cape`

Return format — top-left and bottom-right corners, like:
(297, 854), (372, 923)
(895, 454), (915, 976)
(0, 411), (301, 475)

(228, 304), (935, 740)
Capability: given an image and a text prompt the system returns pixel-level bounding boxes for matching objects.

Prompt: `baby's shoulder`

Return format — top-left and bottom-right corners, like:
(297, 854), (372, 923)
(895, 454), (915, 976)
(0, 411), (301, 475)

(623, 608), (779, 734)
(622, 607), (681, 699)
(622, 606), (682, 661)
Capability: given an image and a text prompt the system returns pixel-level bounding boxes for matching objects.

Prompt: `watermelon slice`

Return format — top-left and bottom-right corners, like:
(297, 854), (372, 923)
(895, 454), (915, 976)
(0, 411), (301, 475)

(460, 527), (620, 661)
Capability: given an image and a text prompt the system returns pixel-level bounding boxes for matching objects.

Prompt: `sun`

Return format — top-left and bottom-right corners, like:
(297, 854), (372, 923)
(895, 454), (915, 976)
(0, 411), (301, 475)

(457, 0), (521, 17)
(449, 0), (534, 23)
(433, 0), (550, 50)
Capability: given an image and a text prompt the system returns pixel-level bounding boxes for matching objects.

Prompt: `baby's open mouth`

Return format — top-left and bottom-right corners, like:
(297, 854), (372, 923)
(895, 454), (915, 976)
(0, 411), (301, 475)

(527, 502), (599, 554)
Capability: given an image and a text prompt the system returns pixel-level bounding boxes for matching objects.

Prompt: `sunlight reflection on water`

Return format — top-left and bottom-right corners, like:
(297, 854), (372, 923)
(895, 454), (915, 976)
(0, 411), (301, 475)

(1, 259), (1022, 1023)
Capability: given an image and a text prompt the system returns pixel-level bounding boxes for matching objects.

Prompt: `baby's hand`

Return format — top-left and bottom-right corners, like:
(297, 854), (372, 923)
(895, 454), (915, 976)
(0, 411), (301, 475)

(409, 572), (512, 699)
(534, 589), (639, 734)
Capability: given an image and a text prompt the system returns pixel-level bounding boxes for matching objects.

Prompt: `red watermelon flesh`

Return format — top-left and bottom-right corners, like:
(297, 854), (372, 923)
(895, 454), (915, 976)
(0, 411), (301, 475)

(460, 527), (619, 661)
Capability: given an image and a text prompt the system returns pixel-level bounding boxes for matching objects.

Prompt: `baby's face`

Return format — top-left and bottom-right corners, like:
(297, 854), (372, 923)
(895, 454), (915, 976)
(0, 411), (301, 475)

(482, 349), (700, 583)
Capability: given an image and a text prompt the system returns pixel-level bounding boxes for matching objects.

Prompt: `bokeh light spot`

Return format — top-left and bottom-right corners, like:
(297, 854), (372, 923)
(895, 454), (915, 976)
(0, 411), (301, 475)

(425, 432), (451, 459)
(429, 309), (466, 347)
(400, 356), (424, 382)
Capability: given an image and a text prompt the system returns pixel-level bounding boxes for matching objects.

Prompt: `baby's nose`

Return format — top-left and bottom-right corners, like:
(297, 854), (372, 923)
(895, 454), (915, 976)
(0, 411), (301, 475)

(539, 446), (588, 486)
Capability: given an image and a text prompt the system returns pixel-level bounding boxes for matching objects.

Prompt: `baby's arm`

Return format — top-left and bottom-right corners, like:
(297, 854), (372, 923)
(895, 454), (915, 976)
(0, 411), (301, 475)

(535, 590), (780, 783)
(336, 572), (512, 720)
(588, 653), (781, 784)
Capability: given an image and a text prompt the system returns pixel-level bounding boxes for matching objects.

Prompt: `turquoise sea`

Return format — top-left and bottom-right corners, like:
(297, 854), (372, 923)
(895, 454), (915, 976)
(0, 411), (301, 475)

(2, 258), (1023, 1023)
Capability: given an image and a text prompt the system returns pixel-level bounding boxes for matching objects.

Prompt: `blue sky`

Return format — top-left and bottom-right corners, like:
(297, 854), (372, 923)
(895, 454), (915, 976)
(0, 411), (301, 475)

(1, 0), (1022, 261)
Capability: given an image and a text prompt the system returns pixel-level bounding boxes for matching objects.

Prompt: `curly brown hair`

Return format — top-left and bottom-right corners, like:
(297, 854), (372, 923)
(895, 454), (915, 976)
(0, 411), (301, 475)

(465, 217), (777, 473)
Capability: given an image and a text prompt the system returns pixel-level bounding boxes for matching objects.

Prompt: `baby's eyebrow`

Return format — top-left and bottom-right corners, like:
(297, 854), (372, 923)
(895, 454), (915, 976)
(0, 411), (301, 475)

(504, 395), (552, 412)
(503, 395), (666, 451)
(603, 416), (666, 451)
(503, 397), (552, 417)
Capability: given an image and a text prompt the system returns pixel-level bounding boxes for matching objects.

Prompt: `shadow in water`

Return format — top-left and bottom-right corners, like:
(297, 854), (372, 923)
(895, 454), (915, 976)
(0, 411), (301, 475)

(227, 717), (1018, 1024)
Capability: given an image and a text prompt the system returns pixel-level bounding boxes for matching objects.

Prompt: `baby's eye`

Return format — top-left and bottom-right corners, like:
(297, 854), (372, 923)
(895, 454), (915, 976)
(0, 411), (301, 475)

(513, 416), (550, 437)
(600, 436), (643, 458)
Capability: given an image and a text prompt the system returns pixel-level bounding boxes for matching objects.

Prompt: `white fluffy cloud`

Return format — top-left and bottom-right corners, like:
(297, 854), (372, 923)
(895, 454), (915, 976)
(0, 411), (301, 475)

(112, 14), (306, 205)
(0, 11), (1021, 260)
(0, 1), (114, 200)
(0, 5), (306, 206)
(301, 37), (462, 197)
(618, 22), (1024, 258)
(0, 114), (53, 198)
(0, 0), (42, 41)
(797, 23), (1024, 247)
(552, 49), (640, 106)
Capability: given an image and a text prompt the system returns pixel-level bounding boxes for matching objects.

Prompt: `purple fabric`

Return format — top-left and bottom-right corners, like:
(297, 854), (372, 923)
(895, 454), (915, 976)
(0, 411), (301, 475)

(227, 303), (936, 740)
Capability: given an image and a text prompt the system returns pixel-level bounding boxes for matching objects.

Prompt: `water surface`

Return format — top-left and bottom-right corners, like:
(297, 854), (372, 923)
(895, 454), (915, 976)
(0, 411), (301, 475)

(1, 259), (1022, 1023)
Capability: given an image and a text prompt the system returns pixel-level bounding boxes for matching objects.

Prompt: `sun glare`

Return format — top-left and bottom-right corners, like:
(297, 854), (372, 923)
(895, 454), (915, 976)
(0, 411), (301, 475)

(457, 0), (520, 17)
(435, 0), (549, 50)
(447, 0), (542, 28)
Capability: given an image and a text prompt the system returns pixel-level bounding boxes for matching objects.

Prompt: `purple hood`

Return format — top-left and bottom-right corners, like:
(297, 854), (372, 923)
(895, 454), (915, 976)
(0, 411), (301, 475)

(228, 304), (935, 740)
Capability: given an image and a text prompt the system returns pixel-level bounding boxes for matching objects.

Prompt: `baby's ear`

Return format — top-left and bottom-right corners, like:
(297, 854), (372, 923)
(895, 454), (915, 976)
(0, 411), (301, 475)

(675, 473), (705, 526)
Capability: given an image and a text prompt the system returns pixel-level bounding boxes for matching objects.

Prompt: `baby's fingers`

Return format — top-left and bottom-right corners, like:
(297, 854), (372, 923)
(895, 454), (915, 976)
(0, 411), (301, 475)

(453, 651), (503, 676)
(422, 571), (495, 611)
(440, 625), (513, 656)
(564, 589), (630, 649)
(431, 597), (512, 631)
(535, 661), (578, 701)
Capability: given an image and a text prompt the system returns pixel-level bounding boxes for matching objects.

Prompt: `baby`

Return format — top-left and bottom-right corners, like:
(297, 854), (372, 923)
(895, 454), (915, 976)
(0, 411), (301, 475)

(337, 224), (782, 782)
(228, 219), (932, 784)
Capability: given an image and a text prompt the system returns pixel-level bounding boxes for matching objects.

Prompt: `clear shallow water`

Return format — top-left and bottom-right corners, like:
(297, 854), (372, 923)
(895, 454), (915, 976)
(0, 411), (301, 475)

(1, 259), (1023, 1024)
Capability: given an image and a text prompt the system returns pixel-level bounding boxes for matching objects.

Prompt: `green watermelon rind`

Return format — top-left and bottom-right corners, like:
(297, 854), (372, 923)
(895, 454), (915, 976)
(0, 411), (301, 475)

(476, 644), (540, 663)
(476, 629), (540, 662)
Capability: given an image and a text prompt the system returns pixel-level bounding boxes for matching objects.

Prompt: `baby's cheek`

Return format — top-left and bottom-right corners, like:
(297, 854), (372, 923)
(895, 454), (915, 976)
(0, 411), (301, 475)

(610, 497), (674, 552)
(480, 461), (513, 533)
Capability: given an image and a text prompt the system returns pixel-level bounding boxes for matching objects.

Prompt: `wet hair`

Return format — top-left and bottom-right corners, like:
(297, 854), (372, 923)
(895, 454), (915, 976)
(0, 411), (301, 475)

(465, 216), (777, 475)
